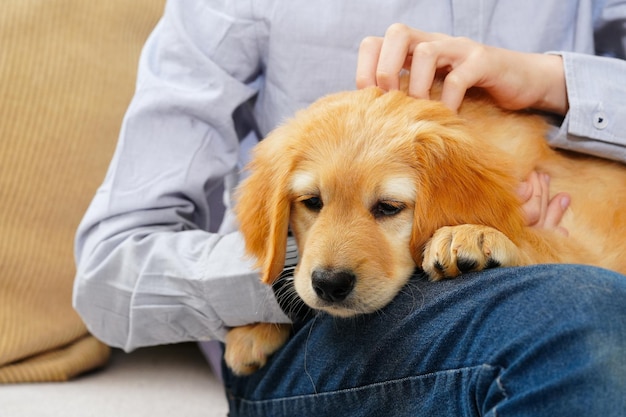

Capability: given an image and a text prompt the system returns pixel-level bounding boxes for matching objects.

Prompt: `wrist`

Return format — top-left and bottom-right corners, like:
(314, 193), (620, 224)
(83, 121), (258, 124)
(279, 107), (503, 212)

(533, 53), (569, 115)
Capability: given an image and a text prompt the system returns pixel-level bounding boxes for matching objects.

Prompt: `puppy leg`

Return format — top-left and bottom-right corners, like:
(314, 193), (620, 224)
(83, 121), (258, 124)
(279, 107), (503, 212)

(422, 224), (523, 281)
(224, 323), (291, 376)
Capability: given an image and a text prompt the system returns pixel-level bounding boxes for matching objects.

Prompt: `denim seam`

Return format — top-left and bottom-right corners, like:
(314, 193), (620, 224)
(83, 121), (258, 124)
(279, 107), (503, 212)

(231, 365), (491, 406)
(492, 365), (508, 417)
(495, 374), (508, 398)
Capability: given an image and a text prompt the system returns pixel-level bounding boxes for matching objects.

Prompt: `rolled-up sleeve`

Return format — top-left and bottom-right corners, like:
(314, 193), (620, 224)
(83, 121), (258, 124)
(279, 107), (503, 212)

(548, 2), (626, 162)
(549, 51), (626, 162)
(73, 0), (288, 351)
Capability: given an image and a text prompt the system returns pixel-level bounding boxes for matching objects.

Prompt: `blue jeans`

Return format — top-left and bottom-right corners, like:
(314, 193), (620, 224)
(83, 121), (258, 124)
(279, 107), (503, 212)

(223, 265), (626, 416)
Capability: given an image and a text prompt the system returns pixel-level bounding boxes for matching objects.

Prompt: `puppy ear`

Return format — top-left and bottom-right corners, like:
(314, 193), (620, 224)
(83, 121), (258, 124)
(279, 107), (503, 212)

(409, 117), (526, 264)
(235, 126), (294, 284)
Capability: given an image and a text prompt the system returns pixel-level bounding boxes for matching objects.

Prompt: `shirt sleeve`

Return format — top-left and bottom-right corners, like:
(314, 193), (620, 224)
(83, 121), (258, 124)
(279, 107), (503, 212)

(73, 0), (289, 351)
(548, 4), (626, 162)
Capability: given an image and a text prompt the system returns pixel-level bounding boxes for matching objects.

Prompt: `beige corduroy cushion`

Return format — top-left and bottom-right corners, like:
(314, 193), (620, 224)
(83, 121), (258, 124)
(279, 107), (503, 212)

(0, 0), (165, 383)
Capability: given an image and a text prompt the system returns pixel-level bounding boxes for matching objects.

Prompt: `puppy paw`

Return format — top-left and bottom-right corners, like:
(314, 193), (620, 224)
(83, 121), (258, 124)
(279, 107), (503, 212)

(224, 323), (291, 376)
(422, 224), (521, 281)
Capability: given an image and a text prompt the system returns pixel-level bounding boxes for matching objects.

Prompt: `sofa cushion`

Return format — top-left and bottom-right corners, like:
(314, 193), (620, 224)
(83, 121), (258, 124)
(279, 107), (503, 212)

(0, 0), (165, 382)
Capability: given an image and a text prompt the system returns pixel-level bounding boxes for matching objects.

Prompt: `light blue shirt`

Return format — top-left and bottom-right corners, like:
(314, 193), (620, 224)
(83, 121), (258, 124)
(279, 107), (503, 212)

(74, 0), (626, 350)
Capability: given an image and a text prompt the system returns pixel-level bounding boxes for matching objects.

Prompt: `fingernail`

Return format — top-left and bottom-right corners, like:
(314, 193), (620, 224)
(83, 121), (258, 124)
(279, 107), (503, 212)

(560, 194), (571, 209)
(542, 173), (551, 184)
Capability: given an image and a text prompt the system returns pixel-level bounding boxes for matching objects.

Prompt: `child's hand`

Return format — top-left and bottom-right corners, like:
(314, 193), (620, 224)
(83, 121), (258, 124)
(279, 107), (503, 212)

(518, 171), (570, 236)
(356, 24), (568, 115)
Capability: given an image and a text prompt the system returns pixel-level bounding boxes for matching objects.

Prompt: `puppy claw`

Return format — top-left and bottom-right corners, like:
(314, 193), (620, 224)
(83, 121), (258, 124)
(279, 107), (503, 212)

(423, 224), (520, 281)
(224, 323), (291, 376)
(456, 257), (479, 274)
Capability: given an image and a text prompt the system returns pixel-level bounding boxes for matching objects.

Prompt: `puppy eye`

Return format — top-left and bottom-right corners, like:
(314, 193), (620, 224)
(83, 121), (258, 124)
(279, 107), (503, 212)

(371, 201), (405, 219)
(301, 196), (323, 212)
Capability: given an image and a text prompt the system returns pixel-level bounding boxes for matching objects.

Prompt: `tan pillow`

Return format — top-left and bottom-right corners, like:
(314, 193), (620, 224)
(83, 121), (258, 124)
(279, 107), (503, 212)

(0, 0), (164, 382)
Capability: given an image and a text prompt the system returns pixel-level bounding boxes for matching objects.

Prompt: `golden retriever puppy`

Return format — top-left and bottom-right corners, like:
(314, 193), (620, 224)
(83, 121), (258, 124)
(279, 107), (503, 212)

(224, 86), (626, 375)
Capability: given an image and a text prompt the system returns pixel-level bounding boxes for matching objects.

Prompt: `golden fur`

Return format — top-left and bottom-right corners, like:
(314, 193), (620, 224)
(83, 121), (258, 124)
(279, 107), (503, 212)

(224, 86), (626, 375)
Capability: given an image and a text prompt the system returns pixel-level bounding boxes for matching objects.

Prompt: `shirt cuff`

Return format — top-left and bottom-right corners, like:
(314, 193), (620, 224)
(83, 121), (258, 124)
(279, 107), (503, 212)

(546, 51), (626, 162)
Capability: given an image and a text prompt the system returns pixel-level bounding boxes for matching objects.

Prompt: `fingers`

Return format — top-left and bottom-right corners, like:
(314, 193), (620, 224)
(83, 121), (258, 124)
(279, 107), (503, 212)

(372, 25), (414, 92)
(518, 172), (570, 236)
(409, 38), (487, 110)
(407, 39), (448, 100)
(544, 193), (571, 236)
(355, 36), (383, 90)
(519, 171), (547, 226)
(356, 24), (444, 94)
(356, 24), (488, 111)
(357, 23), (567, 114)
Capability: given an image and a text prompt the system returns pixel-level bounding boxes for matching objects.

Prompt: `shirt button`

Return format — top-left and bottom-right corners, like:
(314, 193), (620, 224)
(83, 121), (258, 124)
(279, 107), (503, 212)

(593, 112), (608, 130)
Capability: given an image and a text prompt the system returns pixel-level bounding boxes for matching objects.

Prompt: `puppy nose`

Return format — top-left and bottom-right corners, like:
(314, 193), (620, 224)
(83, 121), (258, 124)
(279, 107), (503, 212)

(311, 270), (356, 303)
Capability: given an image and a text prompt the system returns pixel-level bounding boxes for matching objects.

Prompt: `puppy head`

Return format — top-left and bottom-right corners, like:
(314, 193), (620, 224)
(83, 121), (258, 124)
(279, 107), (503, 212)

(236, 87), (524, 316)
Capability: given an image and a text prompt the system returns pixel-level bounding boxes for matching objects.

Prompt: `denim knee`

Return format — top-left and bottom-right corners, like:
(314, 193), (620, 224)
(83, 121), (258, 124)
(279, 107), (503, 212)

(487, 265), (626, 416)
(224, 264), (626, 417)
